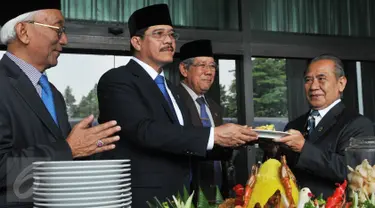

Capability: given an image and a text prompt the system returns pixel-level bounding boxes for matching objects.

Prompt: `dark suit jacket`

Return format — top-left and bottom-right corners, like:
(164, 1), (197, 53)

(0, 55), (72, 207)
(177, 84), (233, 201)
(97, 59), (211, 208)
(279, 101), (373, 198)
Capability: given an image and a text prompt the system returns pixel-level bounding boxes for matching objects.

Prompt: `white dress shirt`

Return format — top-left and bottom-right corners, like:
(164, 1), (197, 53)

(181, 82), (215, 126)
(181, 82), (215, 149)
(312, 99), (341, 127)
(132, 57), (214, 150)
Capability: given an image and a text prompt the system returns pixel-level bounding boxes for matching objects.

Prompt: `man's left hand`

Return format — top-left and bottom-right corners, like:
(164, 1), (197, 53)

(278, 129), (305, 152)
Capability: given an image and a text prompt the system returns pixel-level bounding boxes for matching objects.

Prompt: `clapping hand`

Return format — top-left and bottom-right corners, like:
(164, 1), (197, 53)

(66, 115), (121, 158)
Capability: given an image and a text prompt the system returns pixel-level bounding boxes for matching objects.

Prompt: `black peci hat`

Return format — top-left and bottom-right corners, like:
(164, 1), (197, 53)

(0, 0), (61, 26)
(128, 4), (173, 37)
(179, 39), (213, 61)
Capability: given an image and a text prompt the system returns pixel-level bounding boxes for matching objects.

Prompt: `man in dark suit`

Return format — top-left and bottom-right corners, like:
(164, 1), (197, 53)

(0, 1), (121, 207)
(97, 4), (258, 208)
(272, 54), (374, 198)
(177, 39), (234, 202)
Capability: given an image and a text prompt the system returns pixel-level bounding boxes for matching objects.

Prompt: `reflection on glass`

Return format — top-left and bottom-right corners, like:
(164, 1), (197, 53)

(62, 0), (239, 30)
(45, 53), (132, 126)
(252, 57), (288, 131)
(218, 59), (238, 124)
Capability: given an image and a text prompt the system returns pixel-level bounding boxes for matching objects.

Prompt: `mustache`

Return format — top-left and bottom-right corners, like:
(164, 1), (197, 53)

(160, 46), (174, 52)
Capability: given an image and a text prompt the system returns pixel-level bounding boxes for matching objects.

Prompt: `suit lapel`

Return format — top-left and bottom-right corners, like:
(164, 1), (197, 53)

(129, 60), (178, 123)
(51, 85), (70, 138)
(4, 56), (63, 141)
(206, 98), (222, 126)
(178, 84), (202, 127)
(308, 102), (345, 143)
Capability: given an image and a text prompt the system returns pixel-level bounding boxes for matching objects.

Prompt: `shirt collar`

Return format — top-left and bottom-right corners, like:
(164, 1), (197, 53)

(181, 82), (209, 106)
(312, 99), (341, 118)
(132, 56), (165, 80)
(6, 52), (42, 87)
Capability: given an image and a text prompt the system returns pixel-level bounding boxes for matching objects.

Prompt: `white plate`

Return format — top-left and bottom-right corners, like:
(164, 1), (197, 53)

(33, 168), (130, 176)
(34, 187), (131, 198)
(34, 197), (131, 207)
(254, 129), (291, 141)
(33, 178), (130, 187)
(99, 200), (132, 208)
(33, 160), (130, 168)
(33, 192), (131, 202)
(34, 183), (131, 192)
(34, 173), (131, 184)
(33, 164), (130, 172)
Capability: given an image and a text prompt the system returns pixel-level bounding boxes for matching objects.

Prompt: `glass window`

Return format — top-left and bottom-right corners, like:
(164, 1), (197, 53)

(249, 0), (375, 38)
(252, 57), (288, 131)
(62, 0), (239, 30)
(46, 53), (132, 126)
(219, 59), (238, 124)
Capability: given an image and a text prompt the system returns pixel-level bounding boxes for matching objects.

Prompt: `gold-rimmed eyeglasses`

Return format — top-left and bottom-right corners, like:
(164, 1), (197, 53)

(26, 21), (66, 39)
(142, 30), (180, 41)
(191, 62), (218, 71)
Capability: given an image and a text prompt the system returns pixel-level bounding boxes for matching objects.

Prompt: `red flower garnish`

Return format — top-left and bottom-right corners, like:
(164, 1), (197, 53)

(233, 184), (244, 196)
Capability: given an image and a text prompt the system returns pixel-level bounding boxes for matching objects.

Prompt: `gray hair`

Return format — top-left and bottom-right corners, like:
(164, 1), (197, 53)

(306, 54), (345, 79)
(180, 57), (195, 80)
(181, 57), (195, 68)
(0, 11), (38, 44)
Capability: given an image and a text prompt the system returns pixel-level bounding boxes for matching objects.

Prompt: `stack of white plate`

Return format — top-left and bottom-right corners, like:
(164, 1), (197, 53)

(32, 160), (131, 208)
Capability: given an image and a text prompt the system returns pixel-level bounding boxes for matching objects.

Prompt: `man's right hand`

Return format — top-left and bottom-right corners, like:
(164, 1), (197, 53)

(214, 123), (258, 147)
(66, 115), (121, 158)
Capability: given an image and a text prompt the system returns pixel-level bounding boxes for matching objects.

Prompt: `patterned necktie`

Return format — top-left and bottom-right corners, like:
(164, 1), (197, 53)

(196, 96), (222, 188)
(155, 75), (176, 117)
(307, 110), (320, 135)
(39, 75), (58, 125)
(196, 97), (212, 127)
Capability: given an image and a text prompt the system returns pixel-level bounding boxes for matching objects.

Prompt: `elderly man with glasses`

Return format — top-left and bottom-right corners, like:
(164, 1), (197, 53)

(177, 39), (238, 204)
(0, 1), (121, 206)
(97, 4), (258, 207)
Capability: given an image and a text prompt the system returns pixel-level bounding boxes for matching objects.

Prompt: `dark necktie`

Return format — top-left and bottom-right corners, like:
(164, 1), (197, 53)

(196, 96), (222, 188)
(196, 97), (212, 127)
(39, 75), (58, 125)
(155, 75), (176, 117)
(307, 110), (320, 135)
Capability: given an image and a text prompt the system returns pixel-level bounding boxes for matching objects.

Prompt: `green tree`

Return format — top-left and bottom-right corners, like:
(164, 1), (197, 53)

(252, 58), (287, 117)
(219, 84), (228, 108)
(226, 76), (238, 118)
(223, 58), (287, 118)
(63, 86), (77, 118)
(74, 84), (99, 118)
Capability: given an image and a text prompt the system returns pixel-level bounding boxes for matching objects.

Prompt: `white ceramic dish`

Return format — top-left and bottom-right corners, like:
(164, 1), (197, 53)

(33, 183), (131, 193)
(33, 168), (130, 176)
(254, 129), (291, 141)
(33, 178), (130, 188)
(34, 187), (131, 198)
(33, 164), (130, 172)
(33, 160), (130, 168)
(33, 192), (131, 203)
(98, 200), (132, 208)
(33, 196), (131, 207)
(34, 173), (130, 184)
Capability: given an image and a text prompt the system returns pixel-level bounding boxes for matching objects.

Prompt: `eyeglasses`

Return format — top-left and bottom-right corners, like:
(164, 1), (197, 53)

(143, 30), (180, 41)
(26, 21), (66, 39)
(191, 63), (218, 71)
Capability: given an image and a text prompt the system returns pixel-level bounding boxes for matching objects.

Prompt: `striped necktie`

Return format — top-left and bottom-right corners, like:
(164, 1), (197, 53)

(196, 96), (222, 188)
(196, 97), (212, 127)
(307, 110), (320, 135)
